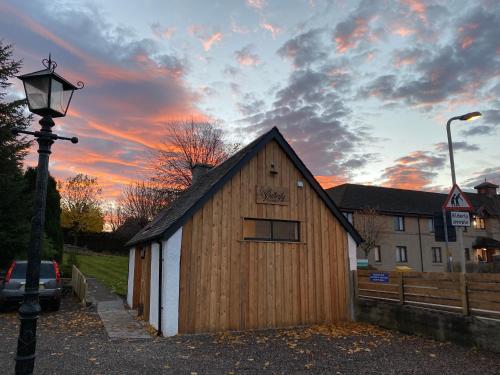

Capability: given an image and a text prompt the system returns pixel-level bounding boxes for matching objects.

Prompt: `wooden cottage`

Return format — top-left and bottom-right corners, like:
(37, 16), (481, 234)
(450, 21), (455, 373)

(126, 127), (362, 336)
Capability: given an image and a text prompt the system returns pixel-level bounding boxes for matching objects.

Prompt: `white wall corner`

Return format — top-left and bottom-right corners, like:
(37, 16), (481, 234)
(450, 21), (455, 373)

(126, 247), (135, 308)
(149, 242), (160, 330)
(161, 227), (183, 336)
(348, 234), (357, 271)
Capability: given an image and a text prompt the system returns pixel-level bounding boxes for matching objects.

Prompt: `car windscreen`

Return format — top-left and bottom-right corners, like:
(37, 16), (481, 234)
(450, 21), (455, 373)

(11, 263), (55, 279)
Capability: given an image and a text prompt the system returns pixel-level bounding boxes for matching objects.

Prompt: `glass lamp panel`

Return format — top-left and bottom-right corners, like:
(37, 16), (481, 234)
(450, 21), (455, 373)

(24, 76), (49, 110)
(50, 78), (72, 115)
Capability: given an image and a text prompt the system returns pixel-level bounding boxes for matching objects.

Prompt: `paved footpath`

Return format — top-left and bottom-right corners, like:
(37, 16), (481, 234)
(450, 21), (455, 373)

(87, 278), (151, 340)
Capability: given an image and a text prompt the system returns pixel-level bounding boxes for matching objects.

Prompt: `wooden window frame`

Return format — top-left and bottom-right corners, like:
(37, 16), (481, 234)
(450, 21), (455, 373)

(243, 218), (300, 242)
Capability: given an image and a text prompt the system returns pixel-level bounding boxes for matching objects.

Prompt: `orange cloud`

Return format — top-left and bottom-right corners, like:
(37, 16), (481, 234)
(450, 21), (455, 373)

(401, 0), (427, 23)
(202, 32), (223, 51)
(246, 0), (265, 10)
(260, 23), (282, 39)
(393, 27), (416, 37)
(315, 175), (348, 189)
(335, 18), (369, 53)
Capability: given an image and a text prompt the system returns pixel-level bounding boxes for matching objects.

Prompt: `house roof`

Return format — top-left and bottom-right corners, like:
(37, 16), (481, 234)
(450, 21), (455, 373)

(127, 127), (363, 247)
(474, 181), (499, 189)
(327, 183), (500, 217)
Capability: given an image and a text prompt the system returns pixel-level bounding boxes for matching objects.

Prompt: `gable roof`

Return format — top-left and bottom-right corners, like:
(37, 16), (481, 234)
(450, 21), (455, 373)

(127, 127), (362, 247)
(328, 183), (500, 217)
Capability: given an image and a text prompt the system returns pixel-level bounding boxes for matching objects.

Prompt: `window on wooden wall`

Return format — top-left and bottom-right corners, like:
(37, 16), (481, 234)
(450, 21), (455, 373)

(394, 216), (405, 231)
(432, 247), (442, 263)
(396, 246), (407, 263)
(243, 218), (300, 242)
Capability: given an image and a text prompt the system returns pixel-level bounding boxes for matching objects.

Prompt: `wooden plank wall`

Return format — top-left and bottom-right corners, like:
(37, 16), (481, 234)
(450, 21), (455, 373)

(357, 270), (500, 319)
(178, 140), (350, 333)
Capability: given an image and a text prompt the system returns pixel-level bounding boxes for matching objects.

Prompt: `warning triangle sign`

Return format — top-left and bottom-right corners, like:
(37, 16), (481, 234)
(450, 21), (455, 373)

(442, 184), (474, 211)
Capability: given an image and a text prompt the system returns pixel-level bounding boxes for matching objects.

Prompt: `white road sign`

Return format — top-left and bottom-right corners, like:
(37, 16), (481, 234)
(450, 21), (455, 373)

(443, 184), (473, 211)
(450, 211), (470, 226)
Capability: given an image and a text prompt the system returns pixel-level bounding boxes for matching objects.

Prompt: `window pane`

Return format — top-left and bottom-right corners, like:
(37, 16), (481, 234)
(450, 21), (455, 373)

(272, 221), (299, 241)
(243, 219), (271, 239)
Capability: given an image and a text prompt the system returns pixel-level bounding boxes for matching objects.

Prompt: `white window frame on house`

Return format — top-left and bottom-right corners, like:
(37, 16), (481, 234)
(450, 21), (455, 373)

(432, 247), (442, 263)
(428, 218), (434, 233)
(374, 246), (381, 263)
(396, 246), (407, 263)
(394, 216), (405, 231)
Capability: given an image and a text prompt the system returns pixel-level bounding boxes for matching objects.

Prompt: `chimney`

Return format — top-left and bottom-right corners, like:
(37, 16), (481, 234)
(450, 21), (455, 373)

(474, 181), (499, 198)
(191, 163), (212, 185)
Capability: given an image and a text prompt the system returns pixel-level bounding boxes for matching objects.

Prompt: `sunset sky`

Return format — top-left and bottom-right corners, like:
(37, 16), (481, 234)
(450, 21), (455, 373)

(1, 0), (499, 201)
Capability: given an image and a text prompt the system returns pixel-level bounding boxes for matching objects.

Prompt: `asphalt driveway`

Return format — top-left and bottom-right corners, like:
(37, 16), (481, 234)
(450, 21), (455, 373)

(0, 296), (499, 374)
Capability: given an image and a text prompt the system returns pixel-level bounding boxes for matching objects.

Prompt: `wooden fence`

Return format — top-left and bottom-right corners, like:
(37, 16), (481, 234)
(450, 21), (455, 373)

(355, 270), (500, 319)
(71, 265), (88, 306)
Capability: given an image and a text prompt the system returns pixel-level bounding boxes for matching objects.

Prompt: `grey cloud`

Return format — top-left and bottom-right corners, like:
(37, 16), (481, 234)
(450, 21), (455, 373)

(434, 141), (479, 152)
(277, 28), (327, 68)
(234, 44), (260, 66)
(464, 167), (500, 189)
(360, 5), (500, 107)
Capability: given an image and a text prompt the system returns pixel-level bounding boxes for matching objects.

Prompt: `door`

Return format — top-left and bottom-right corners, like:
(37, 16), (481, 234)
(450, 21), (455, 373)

(139, 244), (152, 320)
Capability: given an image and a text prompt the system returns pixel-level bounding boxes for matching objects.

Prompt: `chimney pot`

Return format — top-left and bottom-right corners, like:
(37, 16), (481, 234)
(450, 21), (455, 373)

(191, 163), (212, 185)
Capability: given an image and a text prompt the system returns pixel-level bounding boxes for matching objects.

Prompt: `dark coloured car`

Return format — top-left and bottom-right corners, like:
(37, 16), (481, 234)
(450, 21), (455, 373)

(0, 260), (62, 310)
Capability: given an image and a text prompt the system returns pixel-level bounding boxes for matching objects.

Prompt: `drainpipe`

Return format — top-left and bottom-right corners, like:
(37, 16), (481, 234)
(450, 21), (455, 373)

(157, 240), (163, 336)
(417, 217), (424, 272)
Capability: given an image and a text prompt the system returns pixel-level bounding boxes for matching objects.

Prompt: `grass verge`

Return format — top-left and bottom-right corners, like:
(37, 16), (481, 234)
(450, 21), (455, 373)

(63, 251), (128, 296)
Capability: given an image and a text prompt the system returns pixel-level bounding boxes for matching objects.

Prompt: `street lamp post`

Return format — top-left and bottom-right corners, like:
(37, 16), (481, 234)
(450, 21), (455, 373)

(445, 111), (481, 274)
(13, 56), (82, 375)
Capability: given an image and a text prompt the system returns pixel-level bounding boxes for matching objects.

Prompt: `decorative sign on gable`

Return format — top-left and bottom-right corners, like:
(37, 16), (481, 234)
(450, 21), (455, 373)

(256, 185), (289, 205)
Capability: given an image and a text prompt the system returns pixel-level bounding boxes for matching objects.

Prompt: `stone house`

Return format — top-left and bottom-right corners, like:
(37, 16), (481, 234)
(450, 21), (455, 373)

(328, 182), (500, 272)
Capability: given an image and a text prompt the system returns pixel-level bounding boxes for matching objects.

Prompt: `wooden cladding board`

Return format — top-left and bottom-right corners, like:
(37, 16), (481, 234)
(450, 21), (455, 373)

(178, 140), (350, 333)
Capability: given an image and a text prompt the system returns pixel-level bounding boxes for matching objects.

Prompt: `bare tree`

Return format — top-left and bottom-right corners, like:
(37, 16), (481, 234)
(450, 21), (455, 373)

(151, 119), (239, 189)
(353, 207), (386, 260)
(104, 204), (126, 232)
(118, 181), (178, 227)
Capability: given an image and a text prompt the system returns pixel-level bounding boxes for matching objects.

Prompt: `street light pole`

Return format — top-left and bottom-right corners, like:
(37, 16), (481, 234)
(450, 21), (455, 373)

(445, 111), (481, 274)
(14, 56), (81, 375)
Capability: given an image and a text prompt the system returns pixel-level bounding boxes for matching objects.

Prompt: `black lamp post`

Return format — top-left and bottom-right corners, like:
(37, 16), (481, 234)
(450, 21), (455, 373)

(13, 55), (83, 375)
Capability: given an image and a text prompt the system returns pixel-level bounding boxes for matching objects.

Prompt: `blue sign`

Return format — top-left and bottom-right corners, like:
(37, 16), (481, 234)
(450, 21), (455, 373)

(369, 272), (390, 283)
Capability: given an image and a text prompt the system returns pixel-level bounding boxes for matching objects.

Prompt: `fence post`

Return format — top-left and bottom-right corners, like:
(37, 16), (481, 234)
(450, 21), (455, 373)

(398, 272), (404, 305)
(460, 273), (469, 316)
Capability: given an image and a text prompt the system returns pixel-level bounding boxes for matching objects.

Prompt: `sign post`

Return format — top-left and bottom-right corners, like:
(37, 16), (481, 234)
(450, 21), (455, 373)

(442, 184), (473, 273)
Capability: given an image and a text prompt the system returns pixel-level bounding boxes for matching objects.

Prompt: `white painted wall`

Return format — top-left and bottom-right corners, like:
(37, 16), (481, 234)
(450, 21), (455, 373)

(161, 227), (183, 336)
(348, 234), (357, 271)
(149, 242), (160, 329)
(126, 247), (135, 307)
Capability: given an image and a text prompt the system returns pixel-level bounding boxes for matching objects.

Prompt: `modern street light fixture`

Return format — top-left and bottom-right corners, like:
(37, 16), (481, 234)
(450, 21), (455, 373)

(13, 55), (83, 375)
(445, 111), (482, 273)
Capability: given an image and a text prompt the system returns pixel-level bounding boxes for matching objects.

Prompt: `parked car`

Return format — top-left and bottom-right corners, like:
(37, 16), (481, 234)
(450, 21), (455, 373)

(0, 260), (62, 311)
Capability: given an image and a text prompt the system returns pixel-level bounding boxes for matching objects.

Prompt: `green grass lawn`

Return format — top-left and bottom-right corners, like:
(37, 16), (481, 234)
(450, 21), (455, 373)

(63, 252), (128, 296)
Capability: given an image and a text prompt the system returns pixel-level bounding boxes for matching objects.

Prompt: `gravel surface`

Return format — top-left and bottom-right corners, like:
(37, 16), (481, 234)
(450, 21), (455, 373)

(1, 296), (499, 374)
